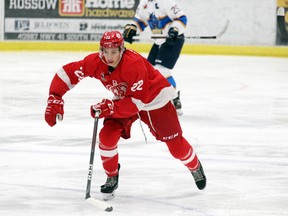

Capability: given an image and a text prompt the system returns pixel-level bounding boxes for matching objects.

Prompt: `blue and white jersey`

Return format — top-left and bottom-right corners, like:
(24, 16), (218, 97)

(132, 0), (187, 45)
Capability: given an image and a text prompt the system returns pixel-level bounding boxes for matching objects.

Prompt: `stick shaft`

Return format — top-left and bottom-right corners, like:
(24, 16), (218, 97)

(150, 35), (217, 39)
(134, 19), (230, 41)
(85, 113), (100, 199)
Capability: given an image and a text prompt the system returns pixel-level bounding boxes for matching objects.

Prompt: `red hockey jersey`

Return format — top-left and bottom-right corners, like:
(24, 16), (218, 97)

(49, 49), (176, 118)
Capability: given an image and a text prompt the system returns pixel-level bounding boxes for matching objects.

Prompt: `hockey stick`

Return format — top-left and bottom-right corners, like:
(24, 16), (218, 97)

(85, 111), (113, 212)
(133, 19), (230, 41)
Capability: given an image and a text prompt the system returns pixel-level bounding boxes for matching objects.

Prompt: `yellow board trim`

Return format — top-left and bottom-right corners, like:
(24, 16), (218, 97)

(0, 41), (287, 57)
(277, 0), (288, 7)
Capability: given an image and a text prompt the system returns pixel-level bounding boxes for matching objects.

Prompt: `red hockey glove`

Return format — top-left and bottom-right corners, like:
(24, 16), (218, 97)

(45, 95), (64, 127)
(90, 99), (114, 119)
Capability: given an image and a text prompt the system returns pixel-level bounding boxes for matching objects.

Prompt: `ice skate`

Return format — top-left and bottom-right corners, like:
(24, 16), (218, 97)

(101, 164), (120, 201)
(190, 162), (206, 190)
(172, 91), (183, 116)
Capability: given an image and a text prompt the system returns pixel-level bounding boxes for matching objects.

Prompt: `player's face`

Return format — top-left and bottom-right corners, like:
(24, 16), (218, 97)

(102, 47), (121, 68)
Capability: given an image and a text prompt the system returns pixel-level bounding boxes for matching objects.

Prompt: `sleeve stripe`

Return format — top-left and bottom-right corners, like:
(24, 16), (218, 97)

(175, 15), (187, 26)
(133, 17), (147, 31)
(56, 68), (75, 90)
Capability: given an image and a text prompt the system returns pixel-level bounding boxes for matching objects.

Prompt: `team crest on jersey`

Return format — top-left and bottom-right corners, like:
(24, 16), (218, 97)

(106, 80), (128, 98)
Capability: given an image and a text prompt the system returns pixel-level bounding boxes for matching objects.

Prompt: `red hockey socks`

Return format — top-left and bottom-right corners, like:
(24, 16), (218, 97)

(165, 136), (199, 171)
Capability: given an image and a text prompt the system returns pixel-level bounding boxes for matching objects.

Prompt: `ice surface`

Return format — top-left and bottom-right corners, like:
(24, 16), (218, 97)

(0, 51), (288, 216)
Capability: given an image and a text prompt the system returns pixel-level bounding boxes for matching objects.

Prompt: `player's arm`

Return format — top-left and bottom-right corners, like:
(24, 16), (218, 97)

(123, 3), (147, 44)
(45, 59), (91, 127)
(164, 0), (187, 38)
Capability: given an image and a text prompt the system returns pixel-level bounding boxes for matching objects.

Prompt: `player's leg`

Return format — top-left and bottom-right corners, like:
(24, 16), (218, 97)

(154, 38), (185, 115)
(147, 43), (160, 66)
(139, 102), (206, 190)
(98, 118), (122, 200)
(98, 117), (136, 200)
(165, 136), (206, 190)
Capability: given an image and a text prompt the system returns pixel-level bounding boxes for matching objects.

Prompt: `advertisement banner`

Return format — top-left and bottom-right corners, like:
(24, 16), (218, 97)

(4, 0), (139, 41)
(277, 0), (288, 45)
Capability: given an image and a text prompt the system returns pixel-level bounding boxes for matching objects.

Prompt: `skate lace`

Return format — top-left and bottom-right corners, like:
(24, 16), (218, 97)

(192, 168), (204, 182)
(104, 177), (117, 187)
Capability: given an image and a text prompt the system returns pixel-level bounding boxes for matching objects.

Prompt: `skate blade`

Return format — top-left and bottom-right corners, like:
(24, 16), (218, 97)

(103, 192), (115, 201)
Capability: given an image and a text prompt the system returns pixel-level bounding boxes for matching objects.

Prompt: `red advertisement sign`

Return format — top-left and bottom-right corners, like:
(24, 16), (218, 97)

(59, 0), (85, 16)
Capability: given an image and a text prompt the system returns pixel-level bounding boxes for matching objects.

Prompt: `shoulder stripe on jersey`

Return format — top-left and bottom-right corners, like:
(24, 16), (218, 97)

(57, 68), (75, 90)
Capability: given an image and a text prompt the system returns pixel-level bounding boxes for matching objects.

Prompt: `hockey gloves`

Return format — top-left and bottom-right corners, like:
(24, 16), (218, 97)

(45, 95), (64, 127)
(123, 24), (137, 44)
(91, 99), (114, 119)
(167, 27), (179, 40)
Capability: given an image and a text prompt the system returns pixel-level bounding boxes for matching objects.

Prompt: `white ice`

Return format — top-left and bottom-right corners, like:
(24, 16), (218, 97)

(0, 51), (288, 216)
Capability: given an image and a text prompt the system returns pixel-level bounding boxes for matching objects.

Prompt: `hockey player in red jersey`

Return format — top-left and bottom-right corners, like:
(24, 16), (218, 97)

(44, 31), (206, 200)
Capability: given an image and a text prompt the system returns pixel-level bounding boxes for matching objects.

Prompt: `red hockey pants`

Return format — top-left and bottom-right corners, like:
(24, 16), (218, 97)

(98, 102), (199, 176)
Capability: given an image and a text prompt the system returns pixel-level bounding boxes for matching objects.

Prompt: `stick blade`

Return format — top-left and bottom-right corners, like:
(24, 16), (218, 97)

(86, 197), (113, 212)
(216, 19), (230, 39)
